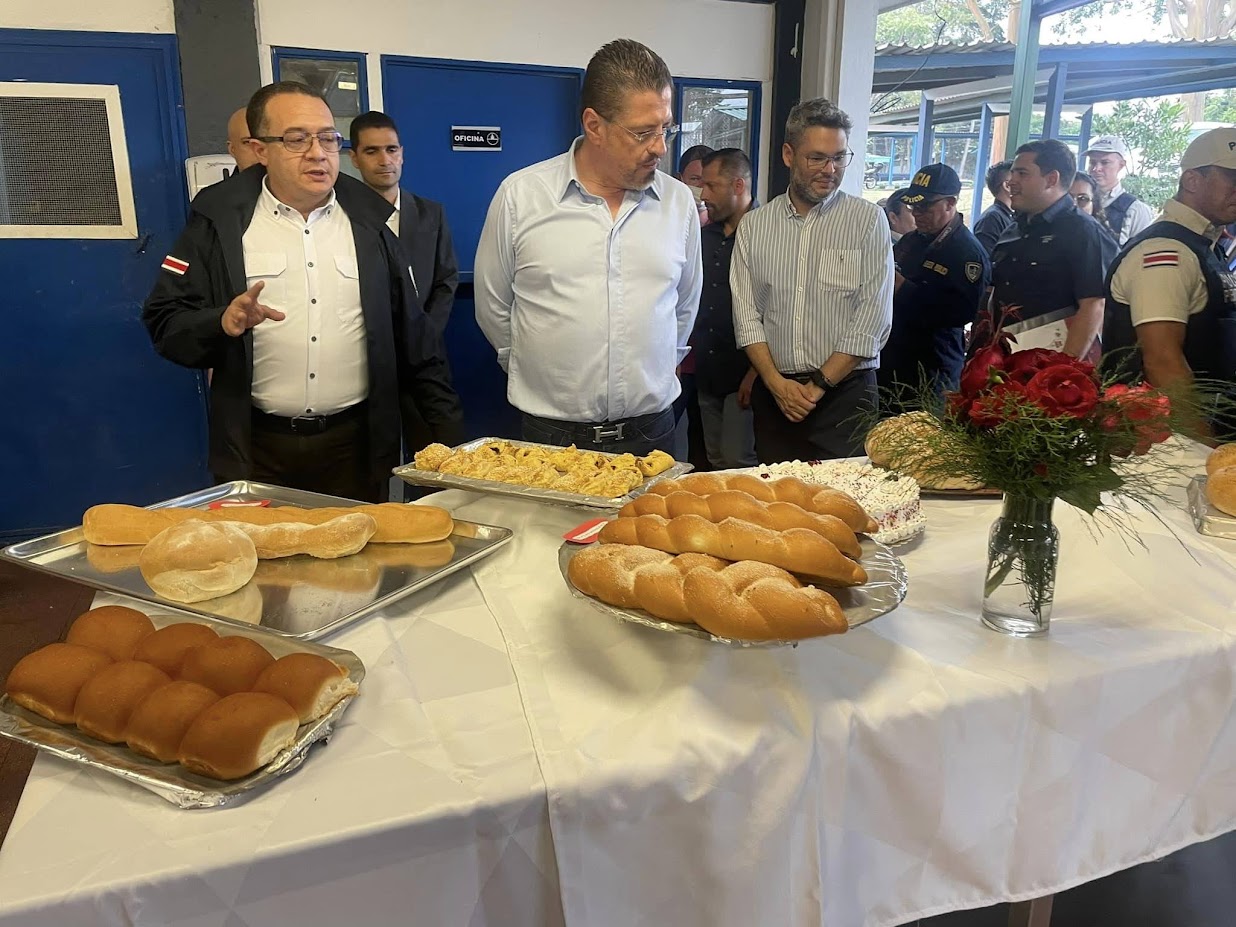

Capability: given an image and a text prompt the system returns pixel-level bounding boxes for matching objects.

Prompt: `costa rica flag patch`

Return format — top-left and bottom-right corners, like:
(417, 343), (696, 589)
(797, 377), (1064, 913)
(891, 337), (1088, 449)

(1142, 250), (1179, 269)
(161, 255), (189, 275)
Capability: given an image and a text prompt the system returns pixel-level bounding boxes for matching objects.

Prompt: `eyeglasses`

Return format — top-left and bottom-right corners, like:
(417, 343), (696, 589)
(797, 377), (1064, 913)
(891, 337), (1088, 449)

(253, 131), (344, 153)
(1074, 194), (1093, 204)
(604, 117), (681, 146)
(803, 151), (854, 169)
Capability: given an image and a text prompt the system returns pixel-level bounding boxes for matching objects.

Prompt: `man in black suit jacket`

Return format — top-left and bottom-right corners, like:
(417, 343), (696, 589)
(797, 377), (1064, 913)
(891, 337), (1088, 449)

(350, 111), (460, 456)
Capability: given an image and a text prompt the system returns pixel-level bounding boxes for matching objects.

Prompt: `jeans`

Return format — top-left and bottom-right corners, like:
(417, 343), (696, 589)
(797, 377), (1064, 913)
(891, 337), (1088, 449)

(696, 390), (757, 470)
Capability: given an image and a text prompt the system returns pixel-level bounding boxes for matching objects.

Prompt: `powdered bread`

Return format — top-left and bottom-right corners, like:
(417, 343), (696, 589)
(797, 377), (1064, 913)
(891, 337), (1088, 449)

(180, 635), (274, 695)
(178, 692), (301, 780)
(219, 513), (377, 559)
(252, 653), (358, 723)
(132, 622), (220, 676)
(73, 661), (172, 743)
(1206, 466), (1236, 516)
(139, 520), (258, 603)
(5, 644), (114, 724)
(125, 681), (221, 762)
(65, 605), (156, 661)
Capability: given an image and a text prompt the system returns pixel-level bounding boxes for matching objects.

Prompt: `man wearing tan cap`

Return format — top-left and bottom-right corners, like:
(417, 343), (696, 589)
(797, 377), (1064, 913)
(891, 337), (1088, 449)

(1084, 135), (1155, 244)
(1103, 127), (1236, 436)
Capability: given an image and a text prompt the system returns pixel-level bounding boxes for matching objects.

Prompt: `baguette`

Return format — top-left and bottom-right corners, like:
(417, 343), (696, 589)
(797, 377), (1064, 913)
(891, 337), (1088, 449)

(83, 502), (453, 546)
(567, 543), (847, 640)
(648, 473), (877, 534)
(219, 513), (376, 559)
(618, 489), (861, 559)
(599, 513), (867, 587)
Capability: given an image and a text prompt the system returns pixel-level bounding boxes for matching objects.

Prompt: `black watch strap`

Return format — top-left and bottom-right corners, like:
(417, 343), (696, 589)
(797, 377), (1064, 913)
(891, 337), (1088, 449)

(809, 370), (831, 390)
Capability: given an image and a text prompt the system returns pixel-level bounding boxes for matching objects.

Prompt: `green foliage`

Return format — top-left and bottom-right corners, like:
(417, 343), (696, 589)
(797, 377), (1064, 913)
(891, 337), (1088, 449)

(1091, 98), (1192, 209)
(1204, 88), (1236, 124)
(1047, 0), (1152, 36)
(876, 0), (1139, 46)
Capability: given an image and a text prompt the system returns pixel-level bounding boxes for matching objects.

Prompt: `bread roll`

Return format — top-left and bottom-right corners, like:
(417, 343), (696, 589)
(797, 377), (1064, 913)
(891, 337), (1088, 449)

(125, 681), (221, 762)
(1206, 444), (1236, 477)
(178, 692), (301, 780)
(65, 605), (156, 661)
(865, 412), (984, 491)
(132, 622), (220, 676)
(73, 661), (172, 743)
(180, 635), (274, 695)
(84, 502), (453, 546)
(139, 520), (258, 603)
(1206, 466), (1236, 516)
(252, 653), (358, 723)
(4, 644), (114, 724)
(219, 513), (377, 559)
(649, 473), (878, 534)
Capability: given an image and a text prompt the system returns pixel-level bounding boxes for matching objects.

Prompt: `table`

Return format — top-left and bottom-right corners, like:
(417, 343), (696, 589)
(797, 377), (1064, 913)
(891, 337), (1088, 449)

(2, 442), (1235, 926)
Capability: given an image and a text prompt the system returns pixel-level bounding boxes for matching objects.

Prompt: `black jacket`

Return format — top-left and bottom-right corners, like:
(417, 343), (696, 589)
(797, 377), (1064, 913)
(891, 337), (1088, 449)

(395, 187), (459, 338)
(142, 166), (464, 485)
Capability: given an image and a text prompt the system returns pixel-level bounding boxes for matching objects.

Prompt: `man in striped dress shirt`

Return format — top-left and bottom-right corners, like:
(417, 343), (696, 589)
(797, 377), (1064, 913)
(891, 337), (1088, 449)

(730, 98), (894, 462)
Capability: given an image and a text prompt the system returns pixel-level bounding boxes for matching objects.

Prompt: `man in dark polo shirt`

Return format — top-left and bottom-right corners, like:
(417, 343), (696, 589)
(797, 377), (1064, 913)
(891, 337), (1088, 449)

(880, 163), (990, 410)
(694, 148), (759, 468)
(973, 159), (1014, 256)
(973, 139), (1116, 363)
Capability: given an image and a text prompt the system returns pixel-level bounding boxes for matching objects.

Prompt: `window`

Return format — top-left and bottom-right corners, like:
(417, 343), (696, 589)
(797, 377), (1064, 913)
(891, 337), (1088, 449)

(271, 48), (368, 145)
(0, 82), (137, 239)
(662, 78), (762, 189)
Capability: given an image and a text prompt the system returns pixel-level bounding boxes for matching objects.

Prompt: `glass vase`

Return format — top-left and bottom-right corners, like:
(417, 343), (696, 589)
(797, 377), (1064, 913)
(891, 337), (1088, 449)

(981, 494), (1059, 637)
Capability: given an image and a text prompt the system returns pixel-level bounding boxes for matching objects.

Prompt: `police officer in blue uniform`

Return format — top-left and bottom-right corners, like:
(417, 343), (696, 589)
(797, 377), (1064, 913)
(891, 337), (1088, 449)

(879, 163), (991, 410)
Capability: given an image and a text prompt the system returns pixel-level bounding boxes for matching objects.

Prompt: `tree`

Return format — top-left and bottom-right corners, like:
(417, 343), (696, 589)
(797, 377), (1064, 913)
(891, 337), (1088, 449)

(1163, 0), (1236, 120)
(1204, 87), (1236, 123)
(1092, 98), (1193, 208)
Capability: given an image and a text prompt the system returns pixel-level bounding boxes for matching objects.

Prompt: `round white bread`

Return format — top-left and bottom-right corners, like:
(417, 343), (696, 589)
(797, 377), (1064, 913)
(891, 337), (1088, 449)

(139, 520), (257, 603)
(125, 680), (221, 762)
(865, 412), (984, 491)
(132, 622), (219, 676)
(252, 653), (358, 723)
(73, 661), (172, 744)
(180, 635), (274, 695)
(178, 692), (301, 780)
(1206, 444), (1236, 476)
(66, 605), (156, 661)
(1206, 466), (1236, 516)
(4, 643), (114, 724)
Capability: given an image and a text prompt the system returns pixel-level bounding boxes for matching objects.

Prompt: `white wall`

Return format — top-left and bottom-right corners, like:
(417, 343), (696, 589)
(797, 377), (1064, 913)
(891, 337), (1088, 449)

(254, 0), (775, 197)
(0, 0), (174, 33)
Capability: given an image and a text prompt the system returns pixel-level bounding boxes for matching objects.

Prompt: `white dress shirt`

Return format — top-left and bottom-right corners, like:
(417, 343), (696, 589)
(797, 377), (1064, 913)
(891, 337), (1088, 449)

(243, 180), (368, 417)
(1101, 181), (1156, 244)
(474, 139), (702, 422)
(731, 191), (894, 373)
(385, 189), (401, 236)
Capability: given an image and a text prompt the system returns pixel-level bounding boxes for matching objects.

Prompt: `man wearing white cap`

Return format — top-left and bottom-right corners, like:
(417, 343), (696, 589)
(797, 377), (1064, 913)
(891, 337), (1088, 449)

(1103, 127), (1236, 437)
(1084, 135), (1155, 244)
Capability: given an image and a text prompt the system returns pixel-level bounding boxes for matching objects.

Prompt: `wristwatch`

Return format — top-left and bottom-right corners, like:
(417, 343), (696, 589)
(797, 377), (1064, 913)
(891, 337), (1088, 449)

(808, 370), (836, 391)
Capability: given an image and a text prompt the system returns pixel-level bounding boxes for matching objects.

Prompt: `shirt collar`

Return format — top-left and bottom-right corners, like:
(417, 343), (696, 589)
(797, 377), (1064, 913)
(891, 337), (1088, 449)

(1163, 197), (1223, 242)
(392, 189), (401, 213)
(1018, 192), (1073, 230)
(259, 176), (337, 221)
(1102, 181), (1125, 205)
(781, 188), (838, 219)
(560, 137), (663, 203)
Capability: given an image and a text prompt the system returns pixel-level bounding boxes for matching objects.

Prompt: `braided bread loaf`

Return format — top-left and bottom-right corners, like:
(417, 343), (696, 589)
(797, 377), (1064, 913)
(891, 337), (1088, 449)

(599, 513), (867, 587)
(567, 543), (848, 640)
(648, 473), (877, 534)
(619, 489), (861, 559)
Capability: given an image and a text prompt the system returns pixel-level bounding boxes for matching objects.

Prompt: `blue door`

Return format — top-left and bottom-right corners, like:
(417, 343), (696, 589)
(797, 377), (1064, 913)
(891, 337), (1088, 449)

(0, 30), (207, 541)
(380, 57), (582, 440)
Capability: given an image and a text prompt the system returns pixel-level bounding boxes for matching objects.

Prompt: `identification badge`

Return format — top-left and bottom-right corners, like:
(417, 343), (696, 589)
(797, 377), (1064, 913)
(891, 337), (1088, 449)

(563, 517), (609, 544)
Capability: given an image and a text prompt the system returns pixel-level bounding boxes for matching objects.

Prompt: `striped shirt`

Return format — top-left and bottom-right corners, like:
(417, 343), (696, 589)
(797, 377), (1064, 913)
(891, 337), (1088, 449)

(731, 190), (893, 373)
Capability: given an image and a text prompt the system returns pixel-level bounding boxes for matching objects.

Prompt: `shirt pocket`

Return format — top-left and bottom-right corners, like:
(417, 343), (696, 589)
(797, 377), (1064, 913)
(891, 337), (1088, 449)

(816, 249), (861, 294)
(246, 252), (288, 308)
(333, 254), (365, 332)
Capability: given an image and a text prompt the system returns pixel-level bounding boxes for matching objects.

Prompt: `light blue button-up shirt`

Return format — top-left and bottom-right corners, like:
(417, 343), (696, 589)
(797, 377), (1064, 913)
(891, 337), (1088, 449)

(474, 139), (702, 422)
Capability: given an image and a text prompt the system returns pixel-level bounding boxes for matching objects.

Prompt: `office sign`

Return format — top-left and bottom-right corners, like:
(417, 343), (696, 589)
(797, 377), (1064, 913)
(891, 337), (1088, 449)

(452, 126), (502, 151)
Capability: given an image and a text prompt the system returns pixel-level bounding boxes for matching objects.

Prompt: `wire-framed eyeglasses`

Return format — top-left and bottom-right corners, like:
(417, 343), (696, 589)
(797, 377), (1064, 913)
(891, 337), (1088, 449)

(804, 151), (854, 169)
(253, 131), (345, 153)
(604, 117), (681, 146)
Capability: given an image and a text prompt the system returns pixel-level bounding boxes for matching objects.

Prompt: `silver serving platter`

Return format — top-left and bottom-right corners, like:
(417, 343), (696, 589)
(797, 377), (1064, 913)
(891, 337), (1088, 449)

(393, 437), (694, 510)
(0, 606), (364, 808)
(557, 536), (908, 648)
(1187, 475), (1236, 539)
(2, 482), (512, 640)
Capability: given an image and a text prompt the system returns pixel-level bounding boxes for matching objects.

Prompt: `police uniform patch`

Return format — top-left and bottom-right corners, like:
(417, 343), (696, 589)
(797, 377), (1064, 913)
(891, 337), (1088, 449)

(965, 262), (981, 283)
(1143, 250), (1180, 268)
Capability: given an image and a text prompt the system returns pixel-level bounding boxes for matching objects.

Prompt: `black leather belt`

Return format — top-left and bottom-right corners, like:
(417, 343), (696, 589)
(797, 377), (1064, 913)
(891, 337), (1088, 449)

(252, 401), (367, 436)
(783, 370), (868, 386)
(526, 409), (670, 444)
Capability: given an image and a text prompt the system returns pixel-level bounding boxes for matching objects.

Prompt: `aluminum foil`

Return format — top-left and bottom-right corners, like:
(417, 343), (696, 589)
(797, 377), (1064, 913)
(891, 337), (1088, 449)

(1187, 475), (1236, 540)
(393, 437), (694, 511)
(558, 536), (908, 647)
(0, 613), (365, 809)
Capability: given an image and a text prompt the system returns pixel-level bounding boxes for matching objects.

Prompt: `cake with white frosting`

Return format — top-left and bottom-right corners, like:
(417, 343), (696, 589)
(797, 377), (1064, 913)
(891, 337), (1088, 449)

(750, 460), (925, 545)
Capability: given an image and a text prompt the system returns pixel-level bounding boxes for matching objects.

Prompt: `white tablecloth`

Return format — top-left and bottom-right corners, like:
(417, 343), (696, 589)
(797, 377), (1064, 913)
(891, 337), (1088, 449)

(2, 443), (1236, 927)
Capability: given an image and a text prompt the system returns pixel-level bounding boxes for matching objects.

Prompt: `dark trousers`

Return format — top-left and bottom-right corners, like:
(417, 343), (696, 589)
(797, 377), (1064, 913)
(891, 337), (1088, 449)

(247, 410), (385, 503)
(674, 373), (710, 471)
(521, 408), (676, 457)
(751, 371), (878, 463)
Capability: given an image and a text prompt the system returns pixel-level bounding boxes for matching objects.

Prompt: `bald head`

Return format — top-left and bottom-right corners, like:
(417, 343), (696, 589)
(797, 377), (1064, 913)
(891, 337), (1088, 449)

(226, 107), (258, 170)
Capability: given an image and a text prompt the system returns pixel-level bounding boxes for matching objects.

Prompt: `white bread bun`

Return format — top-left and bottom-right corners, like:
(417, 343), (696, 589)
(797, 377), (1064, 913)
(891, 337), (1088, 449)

(865, 412), (984, 491)
(132, 622), (219, 677)
(125, 680), (221, 762)
(4, 643), (114, 724)
(252, 653), (358, 723)
(178, 692), (301, 780)
(180, 635), (274, 695)
(139, 520), (257, 603)
(73, 661), (172, 743)
(65, 605), (156, 661)
(1206, 466), (1236, 516)
(1206, 444), (1236, 476)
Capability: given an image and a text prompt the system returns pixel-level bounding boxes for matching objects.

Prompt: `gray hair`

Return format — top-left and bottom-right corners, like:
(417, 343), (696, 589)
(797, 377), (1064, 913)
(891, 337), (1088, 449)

(785, 98), (853, 147)
(581, 39), (672, 121)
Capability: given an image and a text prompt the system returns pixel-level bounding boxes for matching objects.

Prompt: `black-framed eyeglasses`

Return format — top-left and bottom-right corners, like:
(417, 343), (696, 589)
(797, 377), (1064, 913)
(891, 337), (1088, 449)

(253, 131), (344, 153)
(804, 151), (854, 169)
(603, 117), (681, 146)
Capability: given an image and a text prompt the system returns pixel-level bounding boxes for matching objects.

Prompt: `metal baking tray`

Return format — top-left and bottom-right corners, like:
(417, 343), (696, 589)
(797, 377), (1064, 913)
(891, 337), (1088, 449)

(2, 482), (512, 640)
(393, 437), (694, 510)
(0, 606), (364, 808)
(558, 536), (908, 648)
(1187, 475), (1236, 539)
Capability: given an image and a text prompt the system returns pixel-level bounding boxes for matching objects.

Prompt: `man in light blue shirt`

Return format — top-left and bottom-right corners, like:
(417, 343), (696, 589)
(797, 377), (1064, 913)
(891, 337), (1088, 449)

(474, 39), (702, 457)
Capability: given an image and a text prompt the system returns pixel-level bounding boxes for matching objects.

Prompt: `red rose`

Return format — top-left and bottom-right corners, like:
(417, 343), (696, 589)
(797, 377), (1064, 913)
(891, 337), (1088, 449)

(1023, 365), (1100, 418)
(1006, 348), (1090, 385)
(968, 380), (1026, 427)
(959, 345), (1011, 398)
(1102, 384), (1172, 455)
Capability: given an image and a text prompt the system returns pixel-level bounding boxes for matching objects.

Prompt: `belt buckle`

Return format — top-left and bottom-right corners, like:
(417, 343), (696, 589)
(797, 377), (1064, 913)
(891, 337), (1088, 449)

(290, 415), (326, 435)
(593, 422), (625, 442)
